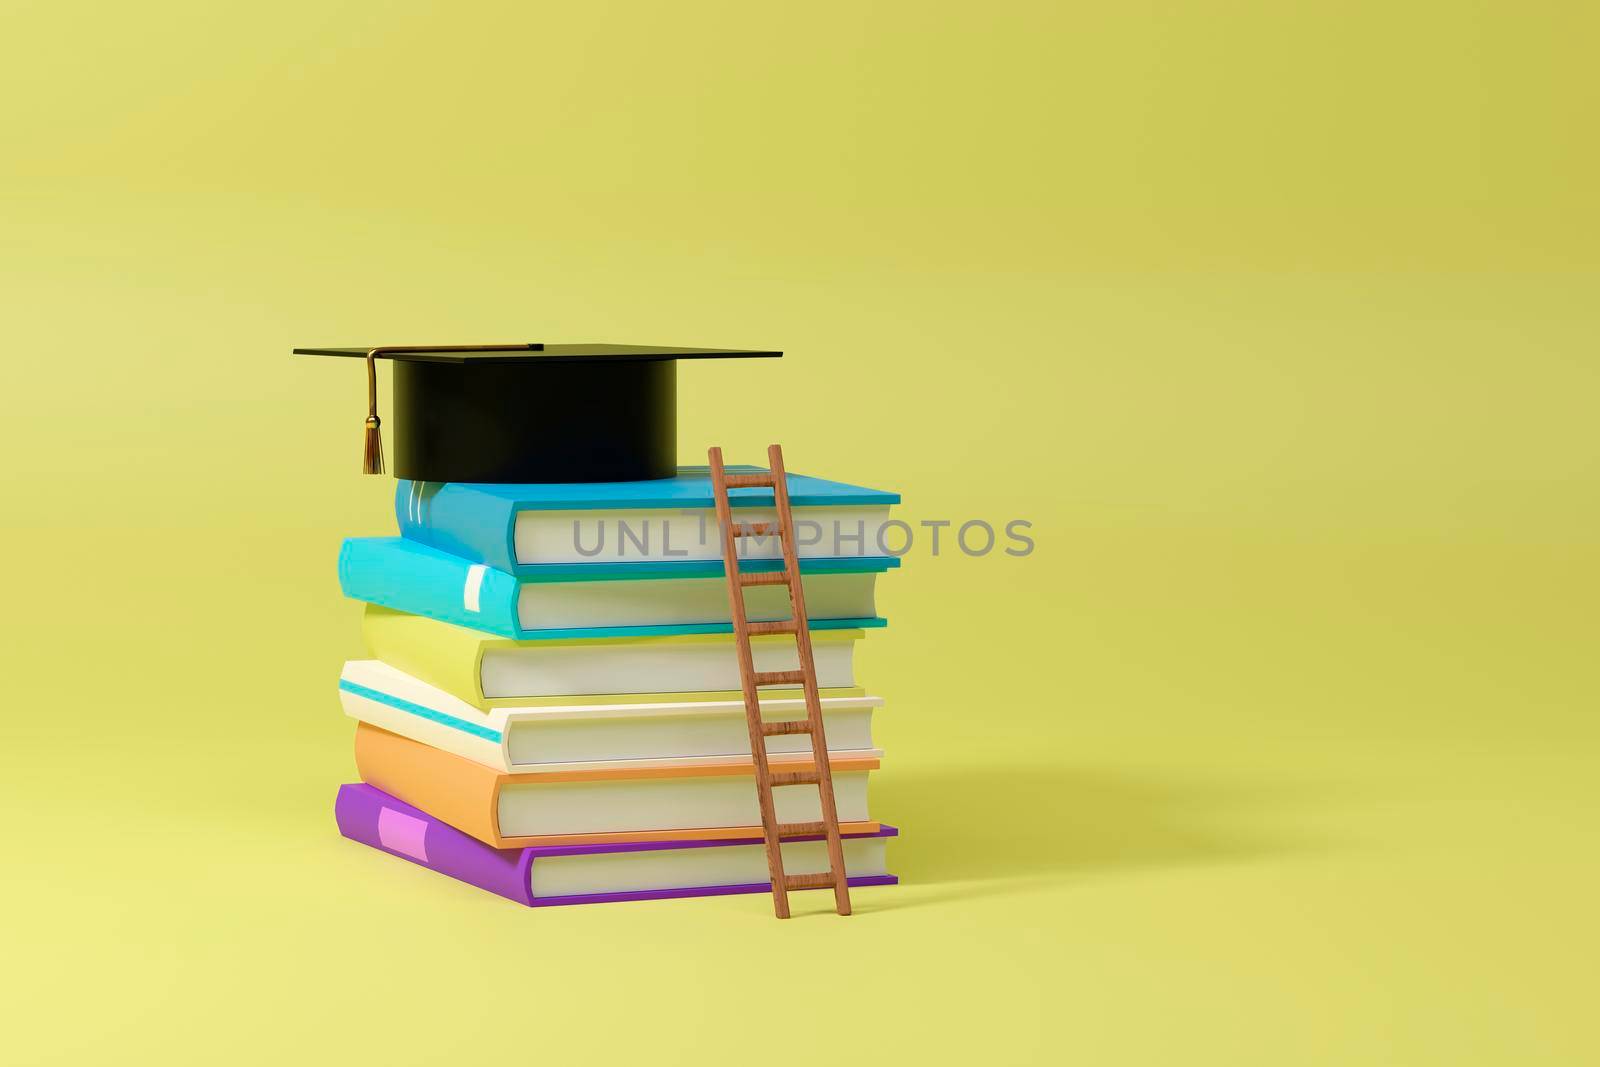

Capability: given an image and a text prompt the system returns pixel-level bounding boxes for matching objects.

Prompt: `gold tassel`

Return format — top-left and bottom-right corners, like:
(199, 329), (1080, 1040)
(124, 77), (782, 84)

(362, 349), (385, 475)
(362, 415), (385, 475)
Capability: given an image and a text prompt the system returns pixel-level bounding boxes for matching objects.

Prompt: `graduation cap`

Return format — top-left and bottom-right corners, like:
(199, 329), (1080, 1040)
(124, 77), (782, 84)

(294, 343), (780, 483)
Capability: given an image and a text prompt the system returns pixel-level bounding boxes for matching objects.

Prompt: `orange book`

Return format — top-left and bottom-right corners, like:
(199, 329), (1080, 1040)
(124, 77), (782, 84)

(353, 723), (881, 849)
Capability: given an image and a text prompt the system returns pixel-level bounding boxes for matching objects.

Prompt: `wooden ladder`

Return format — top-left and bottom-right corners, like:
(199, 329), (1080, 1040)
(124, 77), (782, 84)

(708, 444), (852, 919)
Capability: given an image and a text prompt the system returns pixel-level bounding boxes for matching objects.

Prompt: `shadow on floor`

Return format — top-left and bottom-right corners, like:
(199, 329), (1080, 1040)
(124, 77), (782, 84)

(872, 761), (1329, 891)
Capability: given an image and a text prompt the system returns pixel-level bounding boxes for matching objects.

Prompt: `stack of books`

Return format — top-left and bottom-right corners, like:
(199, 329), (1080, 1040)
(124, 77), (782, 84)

(334, 467), (903, 907)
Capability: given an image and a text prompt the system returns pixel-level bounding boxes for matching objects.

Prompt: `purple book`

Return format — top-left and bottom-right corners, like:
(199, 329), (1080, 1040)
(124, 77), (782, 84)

(335, 782), (899, 907)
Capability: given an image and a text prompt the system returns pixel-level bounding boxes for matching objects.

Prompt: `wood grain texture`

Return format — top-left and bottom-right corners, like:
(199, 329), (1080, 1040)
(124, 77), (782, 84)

(708, 443), (855, 918)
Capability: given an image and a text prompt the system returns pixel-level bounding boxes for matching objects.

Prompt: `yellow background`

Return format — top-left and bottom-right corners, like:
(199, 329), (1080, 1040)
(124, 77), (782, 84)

(2, 2), (1596, 1063)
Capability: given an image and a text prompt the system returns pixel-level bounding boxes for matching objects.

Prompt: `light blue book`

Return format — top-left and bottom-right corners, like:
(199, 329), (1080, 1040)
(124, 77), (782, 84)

(395, 466), (901, 576)
(338, 537), (895, 640)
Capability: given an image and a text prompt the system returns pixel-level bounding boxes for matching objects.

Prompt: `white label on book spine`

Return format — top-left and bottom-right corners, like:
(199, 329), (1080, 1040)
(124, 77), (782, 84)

(463, 564), (487, 613)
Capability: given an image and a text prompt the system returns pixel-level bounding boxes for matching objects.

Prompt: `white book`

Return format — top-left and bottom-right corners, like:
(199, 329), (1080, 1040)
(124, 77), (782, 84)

(339, 660), (882, 773)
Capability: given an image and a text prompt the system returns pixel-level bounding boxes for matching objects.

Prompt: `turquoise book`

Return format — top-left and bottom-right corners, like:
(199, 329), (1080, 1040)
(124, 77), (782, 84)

(338, 537), (895, 640)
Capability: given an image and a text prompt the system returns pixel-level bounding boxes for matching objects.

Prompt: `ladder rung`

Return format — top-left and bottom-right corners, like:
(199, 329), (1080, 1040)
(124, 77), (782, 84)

(738, 570), (789, 587)
(752, 670), (806, 687)
(783, 872), (839, 891)
(777, 821), (826, 836)
(760, 719), (811, 736)
(722, 473), (774, 488)
(769, 770), (821, 787)
(746, 619), (797, 636)
(731, 521), (779, 538)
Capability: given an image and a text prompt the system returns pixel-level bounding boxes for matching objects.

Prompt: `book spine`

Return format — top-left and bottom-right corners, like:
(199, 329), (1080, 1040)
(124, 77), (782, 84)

(353, 722), (507, 846)
(340, 537), (521, 638)
(334, 783), (533, 906)
(395, 480), (518, 573)
(338, 672), (510, 772)
(362, 605), (495, 708)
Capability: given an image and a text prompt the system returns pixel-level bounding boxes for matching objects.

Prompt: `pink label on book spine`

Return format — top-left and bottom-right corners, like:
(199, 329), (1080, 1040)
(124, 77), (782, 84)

(378, 807), (429, 862)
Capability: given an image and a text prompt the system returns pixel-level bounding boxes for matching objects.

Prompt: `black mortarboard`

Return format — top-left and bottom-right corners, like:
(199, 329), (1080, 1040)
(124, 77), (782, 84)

(294, 343), (780, 483)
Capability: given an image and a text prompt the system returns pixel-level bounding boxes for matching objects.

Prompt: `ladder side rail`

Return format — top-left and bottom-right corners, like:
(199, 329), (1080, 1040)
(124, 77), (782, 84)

(708, 447), (791, 919)
(767, 444), (852, 917)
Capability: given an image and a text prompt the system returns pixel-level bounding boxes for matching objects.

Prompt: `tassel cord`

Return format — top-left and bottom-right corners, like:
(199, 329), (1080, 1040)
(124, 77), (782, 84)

(362, 349), (385, 475)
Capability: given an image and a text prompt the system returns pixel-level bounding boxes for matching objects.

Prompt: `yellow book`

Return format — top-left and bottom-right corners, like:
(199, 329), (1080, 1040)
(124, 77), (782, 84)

(362, 605), (868, 711)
